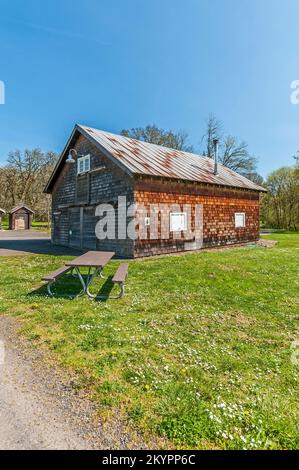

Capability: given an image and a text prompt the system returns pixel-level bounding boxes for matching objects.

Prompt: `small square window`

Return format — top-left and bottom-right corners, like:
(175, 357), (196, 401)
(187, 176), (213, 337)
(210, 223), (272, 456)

(84, 157), (90, 172)
(170, 212), (187, 231)
(235, 212), (245, 228)
(77, 155), (90, 174)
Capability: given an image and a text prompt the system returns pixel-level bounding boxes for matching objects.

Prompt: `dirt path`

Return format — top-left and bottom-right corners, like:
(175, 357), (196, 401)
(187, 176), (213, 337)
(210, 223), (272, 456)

(0, 317), (144, 450)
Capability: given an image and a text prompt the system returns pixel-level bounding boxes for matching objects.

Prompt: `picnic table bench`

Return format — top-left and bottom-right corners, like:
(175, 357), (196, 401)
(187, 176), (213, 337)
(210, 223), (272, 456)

(89, 263), (129, 300)
(42, 251), (128, 300)
(42, 265), (72, 296)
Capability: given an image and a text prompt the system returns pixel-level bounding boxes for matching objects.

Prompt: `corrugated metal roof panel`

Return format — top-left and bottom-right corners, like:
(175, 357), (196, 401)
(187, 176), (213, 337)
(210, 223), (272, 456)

(78, 125), (266, 192)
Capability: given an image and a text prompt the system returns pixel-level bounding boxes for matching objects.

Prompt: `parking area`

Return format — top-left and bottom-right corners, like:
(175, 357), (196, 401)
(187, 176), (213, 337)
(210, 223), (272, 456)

(0, 230), (82, 256)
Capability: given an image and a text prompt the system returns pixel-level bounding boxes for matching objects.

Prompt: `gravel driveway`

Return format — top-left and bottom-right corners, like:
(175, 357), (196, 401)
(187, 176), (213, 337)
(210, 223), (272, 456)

(0, 317), (144, 450)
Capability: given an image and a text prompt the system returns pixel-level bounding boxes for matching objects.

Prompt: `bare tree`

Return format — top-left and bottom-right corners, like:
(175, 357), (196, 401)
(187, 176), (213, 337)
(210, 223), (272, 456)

(121, 125), (194, 152)
(244, 172), (264, 186)
(201, 114), (222, 158)
(220, 135), (257, 176)
(0, 149), (57, 225)
(201, 114), (262, 182)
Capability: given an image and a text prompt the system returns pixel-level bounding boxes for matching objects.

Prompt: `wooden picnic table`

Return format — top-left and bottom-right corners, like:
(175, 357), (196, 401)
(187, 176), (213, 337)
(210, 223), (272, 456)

(65, 251), (115, 268)
(42, 250), (128, 300)
(65, 251), (115, 297)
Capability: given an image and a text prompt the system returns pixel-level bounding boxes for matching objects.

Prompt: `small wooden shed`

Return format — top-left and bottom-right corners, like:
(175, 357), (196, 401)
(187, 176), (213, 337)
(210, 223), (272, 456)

(9, 204), (34, 230)
(0, 208), (5, 229)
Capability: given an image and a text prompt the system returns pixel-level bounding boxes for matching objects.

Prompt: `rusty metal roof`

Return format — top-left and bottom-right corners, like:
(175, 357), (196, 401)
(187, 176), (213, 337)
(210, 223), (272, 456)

(45, 124), (266, 193)
(78, 125), (266, 192)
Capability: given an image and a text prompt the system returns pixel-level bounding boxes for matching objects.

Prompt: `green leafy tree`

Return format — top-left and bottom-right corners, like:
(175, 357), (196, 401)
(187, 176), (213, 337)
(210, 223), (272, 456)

(262, 166), (298, 230)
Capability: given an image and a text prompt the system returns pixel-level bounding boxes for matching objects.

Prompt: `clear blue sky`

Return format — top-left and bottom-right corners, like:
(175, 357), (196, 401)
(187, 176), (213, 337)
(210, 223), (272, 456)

(0, 0), (298, 177)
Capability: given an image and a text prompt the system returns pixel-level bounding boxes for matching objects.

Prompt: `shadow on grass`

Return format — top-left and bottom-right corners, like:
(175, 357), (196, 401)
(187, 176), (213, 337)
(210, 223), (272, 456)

(88, 275), (115, 302)
(28, 273), (115, 302)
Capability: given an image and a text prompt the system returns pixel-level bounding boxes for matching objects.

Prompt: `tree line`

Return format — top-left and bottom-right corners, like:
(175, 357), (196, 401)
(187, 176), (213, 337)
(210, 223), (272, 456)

(0, 149), (57, 224)
(122, 116), (298, 230)
(261, 156), (298, 230)
(0, 116), (298, 230)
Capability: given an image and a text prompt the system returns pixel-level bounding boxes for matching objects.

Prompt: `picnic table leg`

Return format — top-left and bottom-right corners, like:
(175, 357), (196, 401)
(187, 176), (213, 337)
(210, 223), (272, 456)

(86, 276), (125, 300)
(71, 267), (77, 278)
(85, 267), (104, 298)
(46, 276), (84, 298)
(86, 267), (94, 285)
(47, 281), (55, 296)
(87, 282), (125, 300)
(74, 266), (88, 294)
(74, 266), (102, 297)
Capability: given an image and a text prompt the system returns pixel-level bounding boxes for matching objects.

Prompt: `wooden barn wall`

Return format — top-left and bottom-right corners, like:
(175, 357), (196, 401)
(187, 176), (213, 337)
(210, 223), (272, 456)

(51, 134), (134, 258)
(133, 177), (260, 258)
(51, 134), (261, 259)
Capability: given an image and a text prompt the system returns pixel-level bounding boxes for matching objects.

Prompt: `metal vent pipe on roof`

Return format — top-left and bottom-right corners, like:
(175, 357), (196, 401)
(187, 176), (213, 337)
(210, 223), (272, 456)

(213, 139), (219, 175)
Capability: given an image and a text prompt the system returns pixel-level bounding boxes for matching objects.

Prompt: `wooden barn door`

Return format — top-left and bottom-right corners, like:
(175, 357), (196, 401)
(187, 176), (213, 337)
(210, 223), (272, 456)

(52, 213), (61, 244)
(68, 206), (97, 249)
(82, 206), (97, 249)
(68, 207), (82, 248)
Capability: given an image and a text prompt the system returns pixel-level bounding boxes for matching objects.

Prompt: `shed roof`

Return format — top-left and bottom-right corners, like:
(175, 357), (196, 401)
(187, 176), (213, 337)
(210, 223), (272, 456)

(45, 124), (267, 193)
(9, 204), (34, 214)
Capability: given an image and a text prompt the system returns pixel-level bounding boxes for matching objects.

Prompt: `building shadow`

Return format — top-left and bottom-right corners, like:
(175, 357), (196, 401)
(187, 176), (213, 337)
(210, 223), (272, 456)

(0, 239), (83, 256)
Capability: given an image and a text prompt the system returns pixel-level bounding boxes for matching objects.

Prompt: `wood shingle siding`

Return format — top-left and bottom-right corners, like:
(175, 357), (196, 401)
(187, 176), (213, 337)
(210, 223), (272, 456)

(47, 125), (264, 258)
(51, 134), (134, 256)
(134, 180), (259, 257)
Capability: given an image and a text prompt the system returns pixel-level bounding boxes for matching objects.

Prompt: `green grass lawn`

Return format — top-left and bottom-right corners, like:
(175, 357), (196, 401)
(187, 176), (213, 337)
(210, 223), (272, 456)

(1, 219), (50, 232)
(0, 233), (298, 449)
(31, 221), (50, 232)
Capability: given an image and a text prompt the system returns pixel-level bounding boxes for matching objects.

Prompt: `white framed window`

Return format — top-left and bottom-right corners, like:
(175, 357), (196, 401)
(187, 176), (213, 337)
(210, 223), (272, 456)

(170, 212), (187, 232)
(77, 155), (90, 174)
(235, 212), (246, 228)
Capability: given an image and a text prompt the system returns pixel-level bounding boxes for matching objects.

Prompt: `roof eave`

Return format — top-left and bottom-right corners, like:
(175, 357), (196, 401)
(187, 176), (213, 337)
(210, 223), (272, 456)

(133, 173), (267, 193)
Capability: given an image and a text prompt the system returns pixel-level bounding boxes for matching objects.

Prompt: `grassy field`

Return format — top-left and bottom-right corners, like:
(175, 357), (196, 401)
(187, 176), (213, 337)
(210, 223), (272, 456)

(0, 219), (50, 232)
(0, 233), (298, 449)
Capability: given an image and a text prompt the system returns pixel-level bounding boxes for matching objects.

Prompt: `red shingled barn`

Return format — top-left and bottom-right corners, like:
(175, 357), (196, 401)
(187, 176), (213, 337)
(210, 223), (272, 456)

(45, 124), (266, 258)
